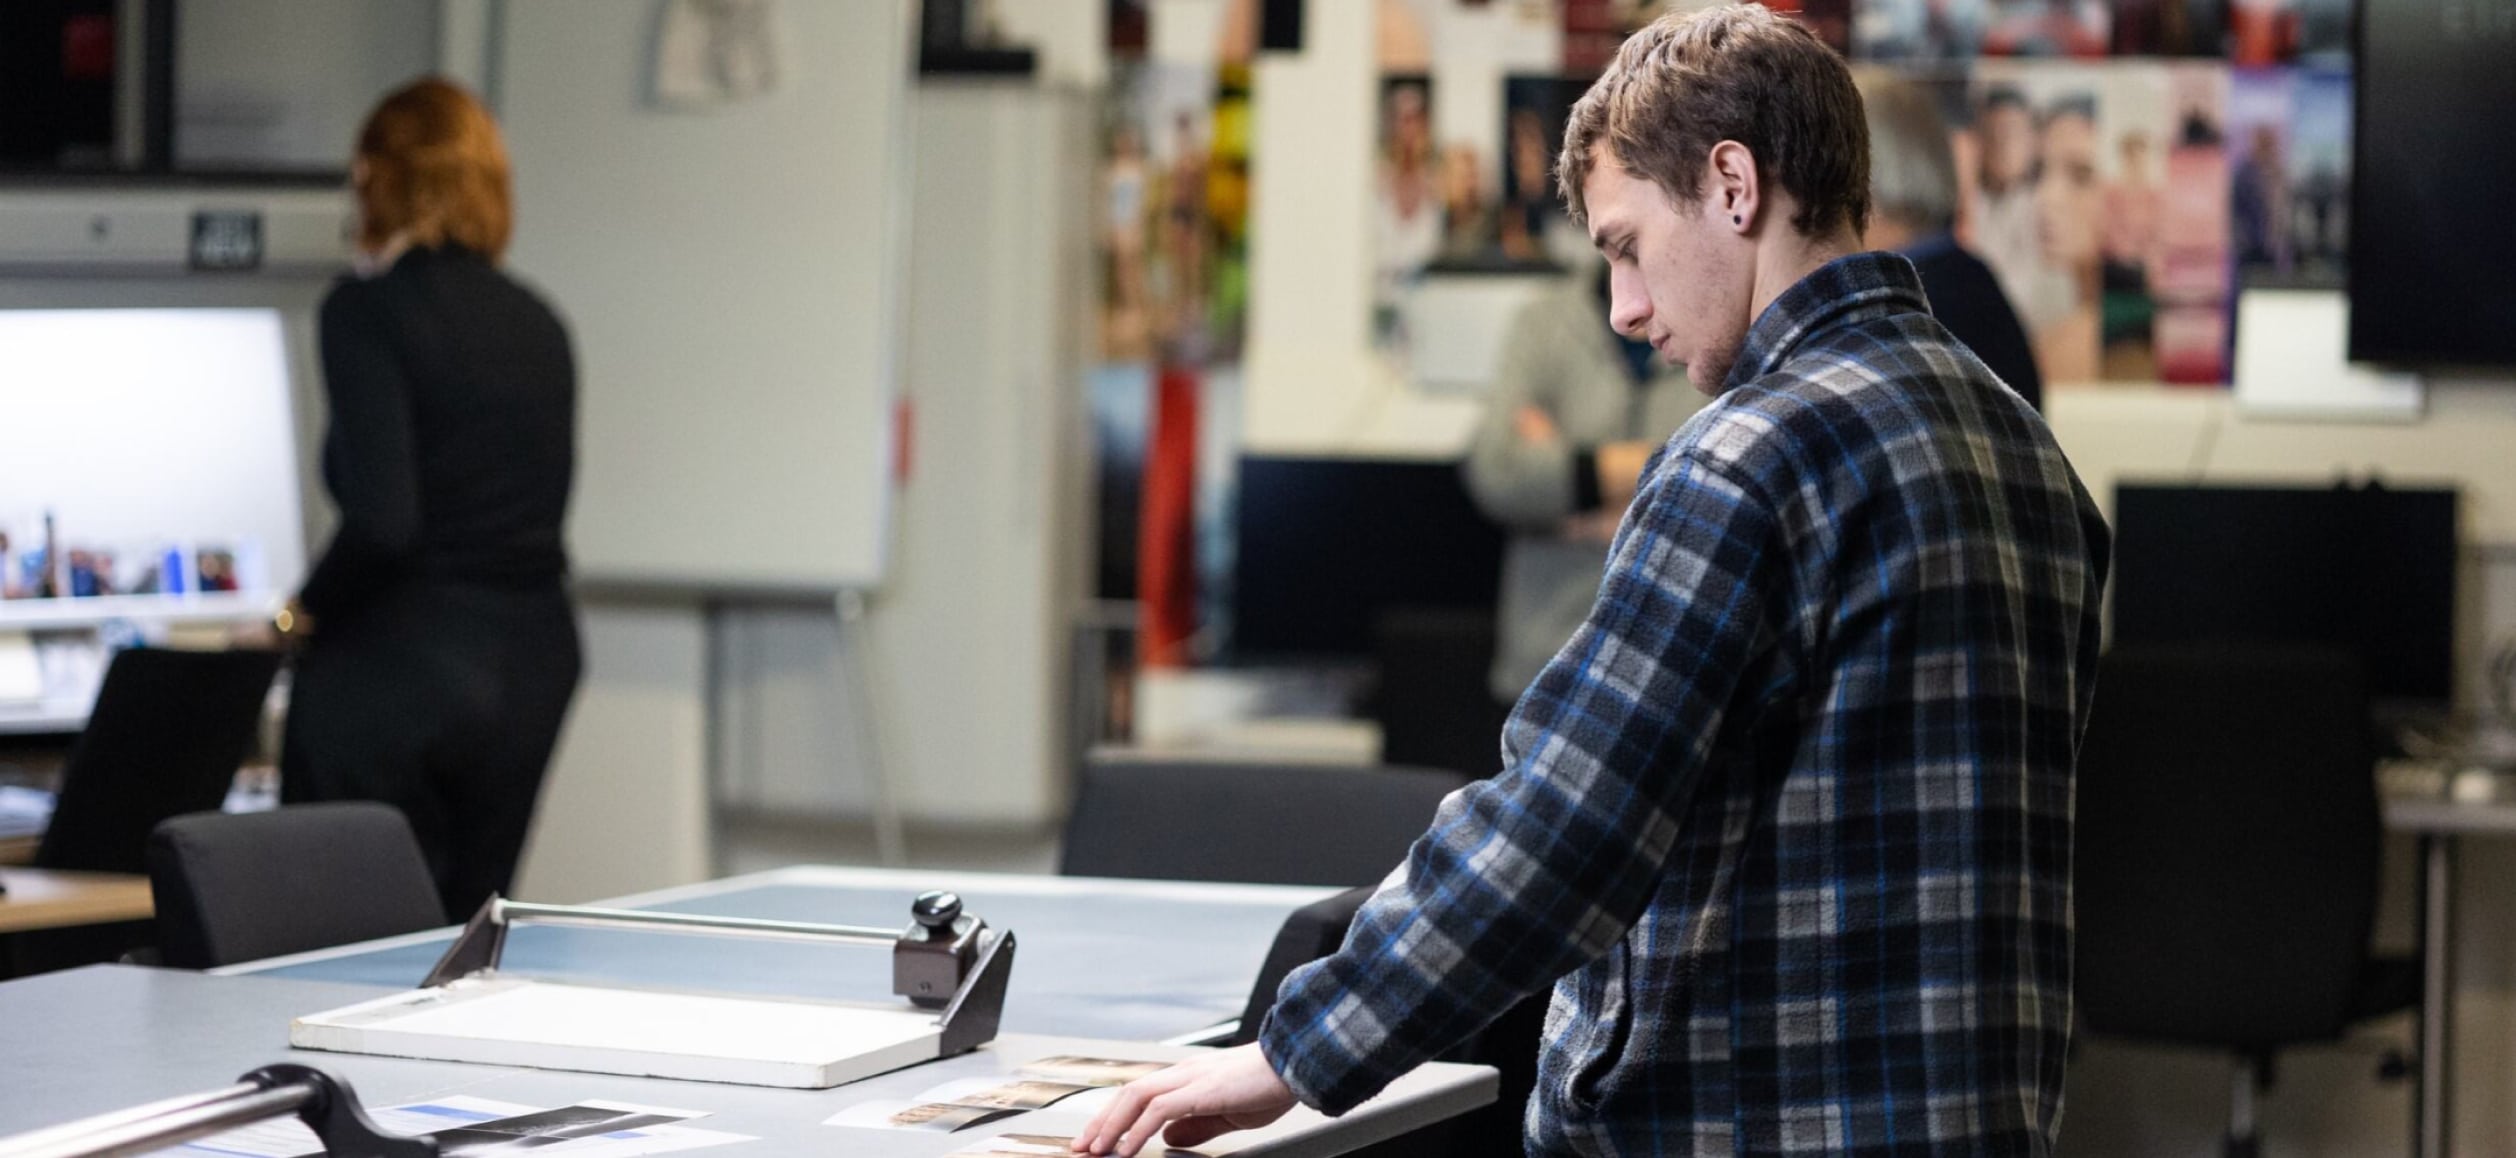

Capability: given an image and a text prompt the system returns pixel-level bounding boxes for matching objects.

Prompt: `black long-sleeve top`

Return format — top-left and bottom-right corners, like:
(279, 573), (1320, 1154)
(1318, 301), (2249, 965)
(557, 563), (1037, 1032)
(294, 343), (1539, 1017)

(299, 245), (576, 620)
(1904, 232), (2045, 412)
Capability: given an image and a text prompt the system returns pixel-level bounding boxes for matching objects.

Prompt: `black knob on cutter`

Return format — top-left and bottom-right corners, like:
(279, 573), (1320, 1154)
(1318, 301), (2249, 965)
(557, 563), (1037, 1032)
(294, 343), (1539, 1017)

(912, 890), (963, 932)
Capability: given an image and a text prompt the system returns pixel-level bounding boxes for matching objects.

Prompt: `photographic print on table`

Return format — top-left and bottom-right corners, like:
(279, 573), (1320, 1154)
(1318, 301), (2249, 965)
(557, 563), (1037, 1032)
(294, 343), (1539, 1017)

(885, 1102), (1024, 1133)
(913, 1077), (1101, 1111)
(1018, 1055), (1171, 1087)
(429, 1101), (706, 1156)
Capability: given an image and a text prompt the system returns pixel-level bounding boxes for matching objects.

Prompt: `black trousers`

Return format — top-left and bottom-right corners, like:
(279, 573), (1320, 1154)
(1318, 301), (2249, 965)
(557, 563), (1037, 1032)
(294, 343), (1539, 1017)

(282, 581), (582, 922)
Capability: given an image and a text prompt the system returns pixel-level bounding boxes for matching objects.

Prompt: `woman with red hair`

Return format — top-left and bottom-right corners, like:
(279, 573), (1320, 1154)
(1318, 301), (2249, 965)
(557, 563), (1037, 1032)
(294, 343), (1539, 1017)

(277, 78), (581, 921)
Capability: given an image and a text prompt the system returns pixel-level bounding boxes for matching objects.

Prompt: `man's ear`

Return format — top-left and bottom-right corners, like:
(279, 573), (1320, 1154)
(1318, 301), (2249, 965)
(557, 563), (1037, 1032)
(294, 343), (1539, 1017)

(1706, 140), (1760, 234)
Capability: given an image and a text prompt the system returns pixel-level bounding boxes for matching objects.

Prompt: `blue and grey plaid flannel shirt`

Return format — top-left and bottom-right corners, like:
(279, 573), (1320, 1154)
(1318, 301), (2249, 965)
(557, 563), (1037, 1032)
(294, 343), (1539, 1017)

(1258, 252), (2111, 1156)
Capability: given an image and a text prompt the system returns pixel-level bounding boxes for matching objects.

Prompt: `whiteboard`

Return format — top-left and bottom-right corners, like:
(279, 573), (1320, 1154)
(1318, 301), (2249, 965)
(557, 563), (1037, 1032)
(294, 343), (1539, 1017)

(494, 1), (913, 591)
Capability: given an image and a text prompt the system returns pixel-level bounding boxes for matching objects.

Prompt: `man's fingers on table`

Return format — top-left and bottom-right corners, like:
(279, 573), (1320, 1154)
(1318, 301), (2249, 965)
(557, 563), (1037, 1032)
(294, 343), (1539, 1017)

(1073, 1067), (1182, 1154)
(1160, 1114), (1237, 1148)
(1121, 1089), (1210, 1154)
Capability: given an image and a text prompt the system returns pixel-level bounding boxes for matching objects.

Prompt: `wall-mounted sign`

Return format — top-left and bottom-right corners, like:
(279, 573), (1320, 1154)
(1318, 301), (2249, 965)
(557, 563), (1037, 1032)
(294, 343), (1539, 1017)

(189, 210), (264, 271)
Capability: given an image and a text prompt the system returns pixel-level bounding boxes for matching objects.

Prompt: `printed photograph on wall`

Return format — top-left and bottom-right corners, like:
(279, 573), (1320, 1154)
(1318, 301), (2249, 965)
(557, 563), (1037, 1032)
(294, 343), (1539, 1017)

(1853, 0), (1991, 60)
(1495, 75), (1593, 264)
(2226, 67), (2348, 293)
(2151, 61), (2231, 384)
(1978, 0), (2111, 56)
(1964, 59), (2231, 387)
(1373, 73), (1442, 355)
(1967, 61), (2108, 383)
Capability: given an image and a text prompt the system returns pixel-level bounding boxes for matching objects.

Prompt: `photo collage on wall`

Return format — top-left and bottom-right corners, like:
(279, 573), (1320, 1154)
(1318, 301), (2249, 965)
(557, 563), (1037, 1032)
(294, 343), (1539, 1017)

(1096, 56), (1251, 368)
(1850, 0), (2351, 387)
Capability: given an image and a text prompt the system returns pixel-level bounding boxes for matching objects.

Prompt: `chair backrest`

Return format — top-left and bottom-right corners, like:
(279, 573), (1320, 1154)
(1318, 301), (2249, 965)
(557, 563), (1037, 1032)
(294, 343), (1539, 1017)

(147, 802), (447, 968)
(1059, 759), (1468, 887)
(2074, 642), (2379, 1050)
(36, 647), (284, 874)
(1370, 606), (1511, 779)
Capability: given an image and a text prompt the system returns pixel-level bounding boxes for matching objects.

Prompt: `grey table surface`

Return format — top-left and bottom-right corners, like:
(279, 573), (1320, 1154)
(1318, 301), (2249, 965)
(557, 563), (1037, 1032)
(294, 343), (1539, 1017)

(0, 965), (1495, 1157)
(223, 867), (1345, 1045)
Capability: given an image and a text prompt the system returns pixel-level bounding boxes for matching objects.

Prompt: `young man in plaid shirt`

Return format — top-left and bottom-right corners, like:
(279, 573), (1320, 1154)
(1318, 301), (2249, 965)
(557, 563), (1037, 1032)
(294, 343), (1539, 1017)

(1080, 5), (2109, 1154)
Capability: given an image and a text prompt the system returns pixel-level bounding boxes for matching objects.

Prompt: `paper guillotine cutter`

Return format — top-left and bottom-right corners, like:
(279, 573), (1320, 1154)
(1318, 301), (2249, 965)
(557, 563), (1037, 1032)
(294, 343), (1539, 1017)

(284, 889), (1016, 1088)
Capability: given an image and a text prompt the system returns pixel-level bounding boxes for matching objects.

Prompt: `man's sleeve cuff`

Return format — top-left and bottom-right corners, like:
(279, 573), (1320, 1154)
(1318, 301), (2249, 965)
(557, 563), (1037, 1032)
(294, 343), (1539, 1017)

(1257, 1005), (1360, 1118)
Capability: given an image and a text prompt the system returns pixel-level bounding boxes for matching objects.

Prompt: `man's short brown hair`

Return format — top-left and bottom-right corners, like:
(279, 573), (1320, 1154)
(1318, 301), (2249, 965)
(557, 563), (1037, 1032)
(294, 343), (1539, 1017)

(1558, 4), (1870, 239)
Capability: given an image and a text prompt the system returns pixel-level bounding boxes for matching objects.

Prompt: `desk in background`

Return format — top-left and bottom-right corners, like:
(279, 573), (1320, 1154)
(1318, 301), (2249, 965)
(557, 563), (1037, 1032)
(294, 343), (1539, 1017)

(0, 867), (151, 934)
(2382, 764), (2516, 1158)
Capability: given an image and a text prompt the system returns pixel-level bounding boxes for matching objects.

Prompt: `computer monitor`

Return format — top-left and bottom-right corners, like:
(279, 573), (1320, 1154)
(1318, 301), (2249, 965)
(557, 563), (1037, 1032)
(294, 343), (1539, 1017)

(1231, 456), (1504, 660)
(2110, 482), (2458, 709)
(2349, 0), (2516, 369)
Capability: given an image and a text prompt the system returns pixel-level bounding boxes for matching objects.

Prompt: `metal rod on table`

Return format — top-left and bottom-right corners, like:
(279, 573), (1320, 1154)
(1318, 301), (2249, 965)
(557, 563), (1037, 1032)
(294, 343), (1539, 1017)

(493, 901), (898, 947)
(0, 1085), (264, 1158)
(0, 1083), (310, 1158)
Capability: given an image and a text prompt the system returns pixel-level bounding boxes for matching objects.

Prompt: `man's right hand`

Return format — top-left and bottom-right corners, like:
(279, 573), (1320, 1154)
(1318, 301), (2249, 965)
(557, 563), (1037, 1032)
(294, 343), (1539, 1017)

(1513, 405), (1562, 445)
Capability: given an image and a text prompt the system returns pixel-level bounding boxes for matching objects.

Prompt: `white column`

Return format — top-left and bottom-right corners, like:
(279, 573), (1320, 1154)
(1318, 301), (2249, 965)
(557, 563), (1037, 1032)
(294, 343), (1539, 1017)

(1241, 0), (1385, 452)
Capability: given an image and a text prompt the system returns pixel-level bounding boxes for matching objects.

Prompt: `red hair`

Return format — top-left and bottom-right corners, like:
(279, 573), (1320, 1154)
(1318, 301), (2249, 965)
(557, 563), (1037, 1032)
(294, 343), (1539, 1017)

(354, 78), (513, 261)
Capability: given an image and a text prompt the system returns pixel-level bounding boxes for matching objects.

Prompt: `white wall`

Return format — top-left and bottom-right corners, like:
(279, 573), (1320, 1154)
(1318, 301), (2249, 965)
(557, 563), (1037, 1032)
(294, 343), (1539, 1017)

(988, 0), (1108, 89)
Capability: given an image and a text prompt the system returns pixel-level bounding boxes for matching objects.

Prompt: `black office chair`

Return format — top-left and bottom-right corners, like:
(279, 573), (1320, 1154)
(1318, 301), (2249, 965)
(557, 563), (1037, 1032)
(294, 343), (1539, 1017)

(147, 803), (447, 969)
(11, 647), (282, 974)
(1058, 758), (1468, 886)
(2075, 642), (2420, 1158)
(1058, 758), (1533, 1157)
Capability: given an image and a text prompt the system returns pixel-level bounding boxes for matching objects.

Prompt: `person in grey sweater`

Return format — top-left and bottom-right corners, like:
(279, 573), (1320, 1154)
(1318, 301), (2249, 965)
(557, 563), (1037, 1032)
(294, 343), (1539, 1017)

(1461, 265), (1707, 704)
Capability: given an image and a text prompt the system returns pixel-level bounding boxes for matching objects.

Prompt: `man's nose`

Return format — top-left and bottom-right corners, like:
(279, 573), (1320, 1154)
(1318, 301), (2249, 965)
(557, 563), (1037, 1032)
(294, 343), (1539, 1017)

(1609, 286), (1650, 339)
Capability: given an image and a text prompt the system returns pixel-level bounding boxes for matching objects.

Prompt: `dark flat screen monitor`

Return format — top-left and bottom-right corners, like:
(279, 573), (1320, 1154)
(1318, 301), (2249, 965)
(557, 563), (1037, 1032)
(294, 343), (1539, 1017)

(2111, 483), (2458, 708)
(1232, 456), (1504, 660)
(2347, 0), (2516, 368)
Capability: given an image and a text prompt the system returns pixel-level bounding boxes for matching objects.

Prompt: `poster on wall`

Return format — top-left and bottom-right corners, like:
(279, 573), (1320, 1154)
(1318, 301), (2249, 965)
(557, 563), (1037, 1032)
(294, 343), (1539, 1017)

(2227, 65), (2349, 287)
(2151, 62), (2230, 384)
(1963, 59), (2230, 387)
(1375, 72), (1441, 354)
